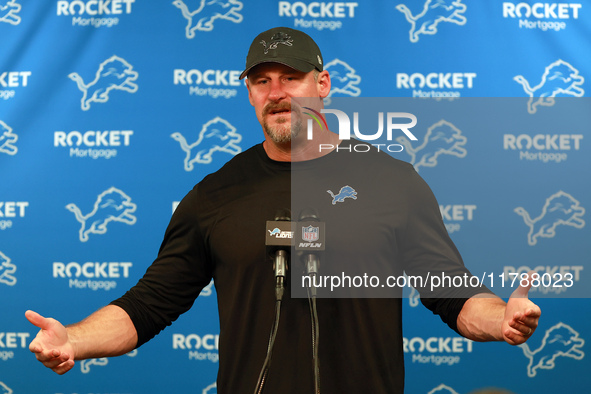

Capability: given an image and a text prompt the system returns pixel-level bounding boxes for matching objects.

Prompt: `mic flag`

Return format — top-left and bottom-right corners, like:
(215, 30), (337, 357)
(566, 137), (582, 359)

(296, 209), (325, 277)
(265, 209), (293, 248)
(266, 209), (292, 279)
(295, 208), (325, 252)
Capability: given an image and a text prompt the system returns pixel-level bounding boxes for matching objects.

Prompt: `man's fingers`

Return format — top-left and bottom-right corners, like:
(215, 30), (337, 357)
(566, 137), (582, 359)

(33, 348), (74, 373)
(503, 328), (526, 345)
(25, 310), (53, 331)
(504, 276), (541, 345)
(53, 360), (75, 375)
(508, 311), (538, 337)
(516, 318), (538, 331)
(509, 320), (533, 336)
(510, 309), (539, 330)
(25, 310), (75, 374)
(41, 355), (69, 369)
(525, 306), (542, 319)
(519, 311), (541, 327)
(28, 337), (45, 354)
(34, 348), (70, 363)
(510, 270), (536, 299)
(513, 307), (541, 325)
(29, 343), (42, 354)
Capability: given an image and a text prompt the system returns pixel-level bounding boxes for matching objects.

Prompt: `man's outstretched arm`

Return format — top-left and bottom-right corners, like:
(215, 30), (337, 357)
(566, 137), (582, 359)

(456, 272), (542, 345)
(25, 305), (138, 375)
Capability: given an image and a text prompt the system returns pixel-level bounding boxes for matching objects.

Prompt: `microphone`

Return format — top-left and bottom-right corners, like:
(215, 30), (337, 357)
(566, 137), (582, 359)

(296, 209), (324, 393)
(266, 209), (293, 300)
(296, 208), (325, 296)
(256, 209), (293, 394)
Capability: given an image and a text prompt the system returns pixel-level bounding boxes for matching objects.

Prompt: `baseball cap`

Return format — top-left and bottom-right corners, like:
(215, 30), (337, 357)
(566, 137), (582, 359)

(239, 27), (323, 80)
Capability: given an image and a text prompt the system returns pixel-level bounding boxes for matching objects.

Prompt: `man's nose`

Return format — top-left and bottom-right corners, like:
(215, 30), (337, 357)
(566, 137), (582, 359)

(268, 79), (288, 101)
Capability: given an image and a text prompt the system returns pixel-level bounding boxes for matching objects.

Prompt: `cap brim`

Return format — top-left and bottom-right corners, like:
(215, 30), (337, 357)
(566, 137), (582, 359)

(239, 58), (317, 80)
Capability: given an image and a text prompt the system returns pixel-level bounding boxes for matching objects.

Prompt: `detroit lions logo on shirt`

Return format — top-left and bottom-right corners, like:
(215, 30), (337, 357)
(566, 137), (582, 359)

(327, 185), (357, 205)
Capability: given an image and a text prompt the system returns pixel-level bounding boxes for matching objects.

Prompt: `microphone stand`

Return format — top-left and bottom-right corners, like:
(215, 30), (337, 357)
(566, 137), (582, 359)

(255, 211), (291, 394)
(298, 209), (324, 394)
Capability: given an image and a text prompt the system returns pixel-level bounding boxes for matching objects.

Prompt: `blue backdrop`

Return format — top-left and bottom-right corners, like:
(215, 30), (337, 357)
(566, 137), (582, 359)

(1, 1), (590, 393)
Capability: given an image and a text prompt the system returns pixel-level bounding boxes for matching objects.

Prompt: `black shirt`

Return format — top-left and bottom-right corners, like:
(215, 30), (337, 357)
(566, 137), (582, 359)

(111, 141), (490, 393)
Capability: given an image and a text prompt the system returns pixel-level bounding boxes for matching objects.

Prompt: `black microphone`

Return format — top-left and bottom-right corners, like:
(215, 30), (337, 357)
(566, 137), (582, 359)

(266, 209), (293, 299)
(296, 208), (325, 296)
(256, 209), (293, 394)
(296, 209), (324, 393)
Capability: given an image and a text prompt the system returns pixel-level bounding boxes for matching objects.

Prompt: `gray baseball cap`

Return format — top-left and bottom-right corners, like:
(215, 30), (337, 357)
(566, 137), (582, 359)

(239, 27), (324, 80)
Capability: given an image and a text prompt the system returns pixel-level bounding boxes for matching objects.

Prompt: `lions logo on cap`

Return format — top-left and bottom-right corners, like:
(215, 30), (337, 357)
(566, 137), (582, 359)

(260, 31), (293, 54)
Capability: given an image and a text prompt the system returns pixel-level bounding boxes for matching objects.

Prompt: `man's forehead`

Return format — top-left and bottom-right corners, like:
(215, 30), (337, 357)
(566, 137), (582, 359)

(247, 62), (308, 79)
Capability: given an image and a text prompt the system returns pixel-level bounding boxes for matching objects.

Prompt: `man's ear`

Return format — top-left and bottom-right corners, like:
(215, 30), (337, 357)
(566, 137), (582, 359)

(245, 79), (254, 106)
(317, 70), (331, 99)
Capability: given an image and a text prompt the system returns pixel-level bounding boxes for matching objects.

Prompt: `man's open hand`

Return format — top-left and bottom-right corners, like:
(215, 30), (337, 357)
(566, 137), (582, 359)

(502, 272), (542, 345)
(25, 310), (76, 375)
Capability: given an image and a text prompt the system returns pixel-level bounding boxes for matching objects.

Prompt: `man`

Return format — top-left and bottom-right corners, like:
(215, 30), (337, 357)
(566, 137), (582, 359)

(26, 27), (540, 393)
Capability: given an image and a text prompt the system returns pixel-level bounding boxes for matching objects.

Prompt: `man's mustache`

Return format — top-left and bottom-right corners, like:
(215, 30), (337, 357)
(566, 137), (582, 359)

(263, 102), (303, 117)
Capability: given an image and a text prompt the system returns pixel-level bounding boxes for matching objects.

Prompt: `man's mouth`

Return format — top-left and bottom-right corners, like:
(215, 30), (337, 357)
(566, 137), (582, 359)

(270, 109), (290, 115)
(264, 103), (292, 117)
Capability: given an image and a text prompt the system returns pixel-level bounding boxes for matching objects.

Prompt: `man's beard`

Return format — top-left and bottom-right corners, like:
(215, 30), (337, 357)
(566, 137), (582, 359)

(262, 102), (303, 144)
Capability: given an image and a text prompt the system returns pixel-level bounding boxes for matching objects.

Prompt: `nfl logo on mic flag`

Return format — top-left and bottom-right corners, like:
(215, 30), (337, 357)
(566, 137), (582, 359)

(302, 225), (320, 242)
(296, 222), (325, 251)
